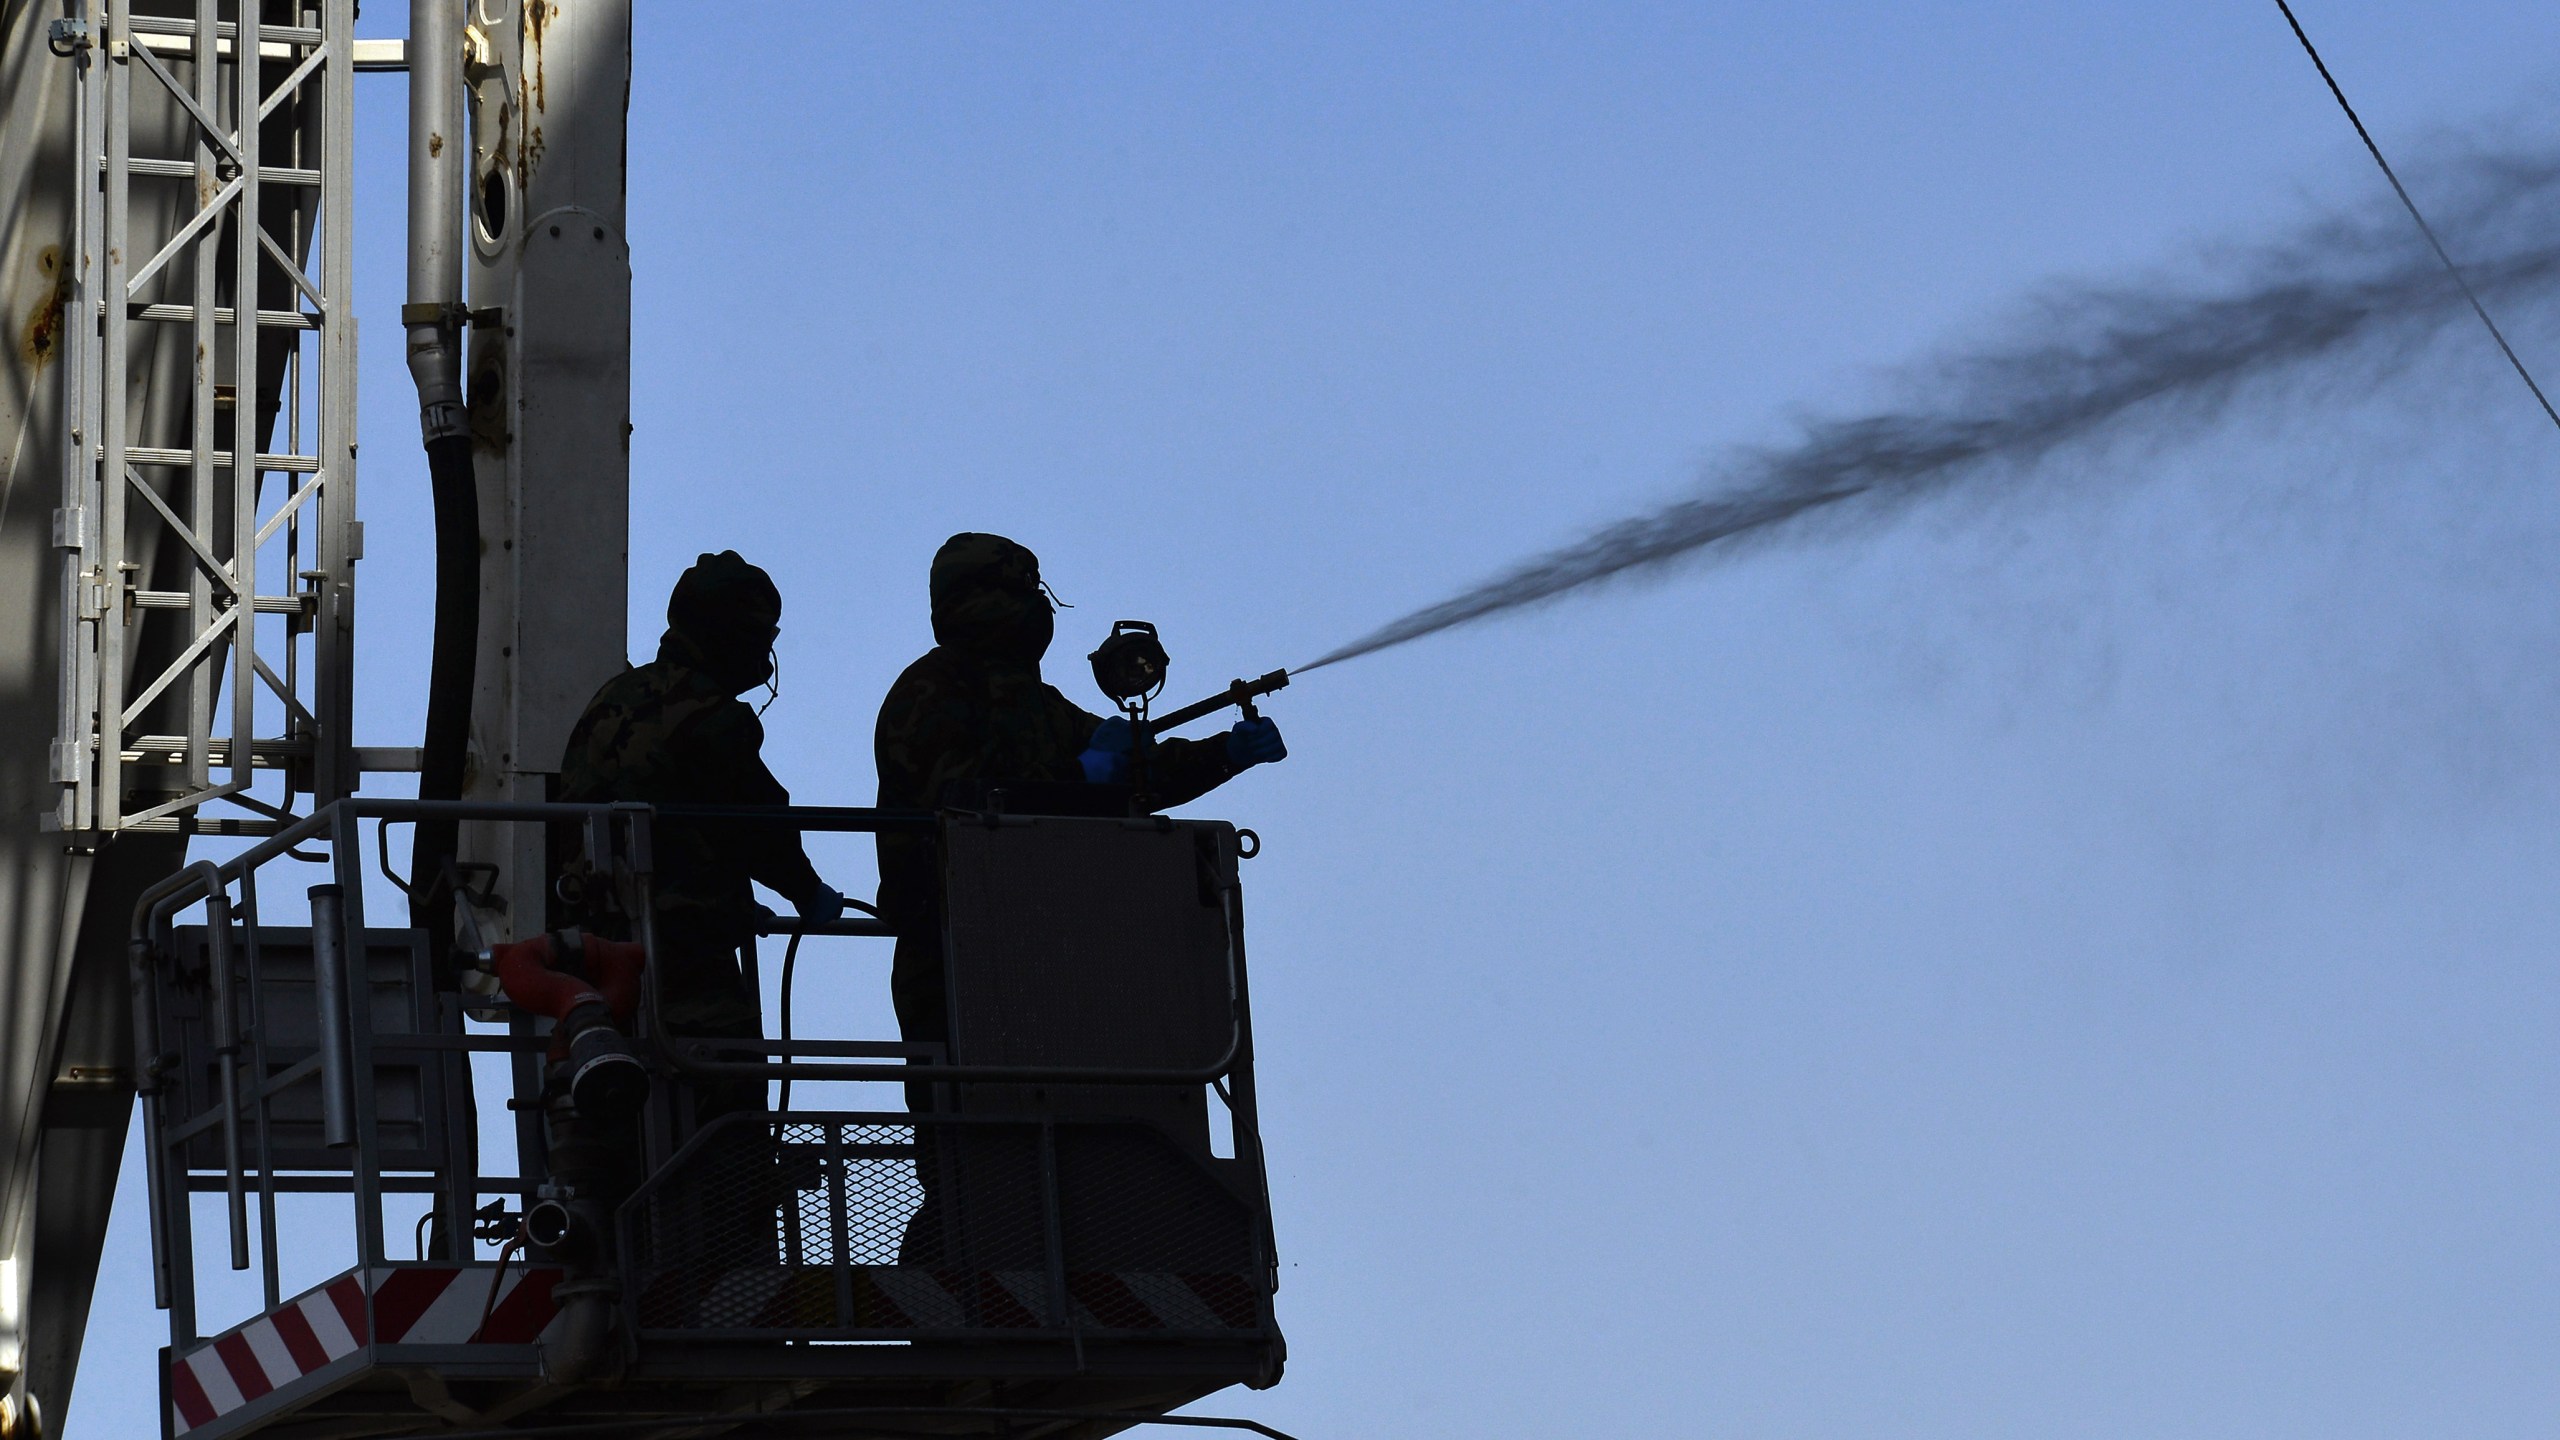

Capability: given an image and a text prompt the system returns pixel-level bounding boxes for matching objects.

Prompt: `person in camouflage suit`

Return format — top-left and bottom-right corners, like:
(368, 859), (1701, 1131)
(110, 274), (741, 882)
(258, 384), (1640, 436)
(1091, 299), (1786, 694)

(560, 550), (844, 1124)
(873, 532), (1286, 1090)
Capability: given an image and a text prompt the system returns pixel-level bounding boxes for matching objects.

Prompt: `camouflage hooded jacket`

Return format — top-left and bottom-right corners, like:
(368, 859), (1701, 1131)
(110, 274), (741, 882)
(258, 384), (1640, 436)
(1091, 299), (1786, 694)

(872, 533), (1236, 930)
(560, 553), (825, 938)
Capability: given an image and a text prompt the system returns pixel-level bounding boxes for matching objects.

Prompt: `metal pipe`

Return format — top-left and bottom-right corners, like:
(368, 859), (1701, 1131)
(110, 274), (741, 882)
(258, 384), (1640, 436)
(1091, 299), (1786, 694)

(1221, 873), (1283, 1316)
(330, 807), (388, 1273)
(664, 1044), (1242, 1088)
(128, 859), (223, 1312)
(651, 803), (937, 831)
(403, 0), (475, 961)
(1141, 669), (1292, 740)
(242, 875), (282, 1310)
(128, 931), (172, 1311)
(205, 893), (249, 1270)
(755, 916), (895, 939)
(403, 0), (461, 296)
(307, 884), (357, 1148)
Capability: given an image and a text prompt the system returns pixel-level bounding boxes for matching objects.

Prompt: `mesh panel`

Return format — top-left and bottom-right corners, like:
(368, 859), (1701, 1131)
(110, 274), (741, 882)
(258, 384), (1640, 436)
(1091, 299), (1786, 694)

(1056, 1124), (1262, 1332)
(623, 1114), (1269, 1339)
(775, 1121), (920, 1268)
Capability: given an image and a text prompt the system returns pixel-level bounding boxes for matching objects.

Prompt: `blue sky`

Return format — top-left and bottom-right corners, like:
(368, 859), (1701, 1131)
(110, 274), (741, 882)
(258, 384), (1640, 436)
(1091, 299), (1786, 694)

(71, 4), (2560, 1435)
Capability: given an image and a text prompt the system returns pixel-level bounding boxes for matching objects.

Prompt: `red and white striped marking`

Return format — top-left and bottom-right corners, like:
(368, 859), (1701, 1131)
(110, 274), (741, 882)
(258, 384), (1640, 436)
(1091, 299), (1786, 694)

(168, 1265), (562, 1436)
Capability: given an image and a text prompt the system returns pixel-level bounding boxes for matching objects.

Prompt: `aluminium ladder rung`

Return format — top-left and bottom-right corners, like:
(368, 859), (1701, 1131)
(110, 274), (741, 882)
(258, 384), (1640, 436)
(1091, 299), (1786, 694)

(129, 303), (320, 330)
(122, 736), (313, 767)
(130, 591), (312, 613)
(117, 815), (283, 836)
(116, 156), (323, 186)
(119, 445), (321, 473)
(121, 15), (326, 46)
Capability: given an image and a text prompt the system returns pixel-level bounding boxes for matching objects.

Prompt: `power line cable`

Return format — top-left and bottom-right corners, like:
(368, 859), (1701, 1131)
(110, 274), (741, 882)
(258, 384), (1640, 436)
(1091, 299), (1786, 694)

(2271, 0), (2560, 434)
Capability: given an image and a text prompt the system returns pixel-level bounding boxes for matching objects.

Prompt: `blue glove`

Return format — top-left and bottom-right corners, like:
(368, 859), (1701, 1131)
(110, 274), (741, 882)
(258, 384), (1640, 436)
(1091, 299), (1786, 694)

(796, 884), (845, 928)
(1226, 716), (1287, 768)
(1079, 716), (1134, 785)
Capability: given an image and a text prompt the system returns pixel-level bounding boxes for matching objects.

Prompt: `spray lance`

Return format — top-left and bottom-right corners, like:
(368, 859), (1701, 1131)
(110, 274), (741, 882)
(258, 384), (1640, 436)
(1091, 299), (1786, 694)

(1089, 620), (1291, 803)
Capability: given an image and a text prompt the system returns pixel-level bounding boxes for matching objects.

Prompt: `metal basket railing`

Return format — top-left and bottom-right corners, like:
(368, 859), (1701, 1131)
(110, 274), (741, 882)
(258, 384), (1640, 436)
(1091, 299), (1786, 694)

(128, 796), (1278, 1365)
(621, 1111), (1273, 1344)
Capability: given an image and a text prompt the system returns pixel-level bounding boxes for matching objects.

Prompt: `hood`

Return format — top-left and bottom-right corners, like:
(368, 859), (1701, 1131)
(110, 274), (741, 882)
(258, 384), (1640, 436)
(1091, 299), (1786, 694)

(658, 549), (781, 694)
(929, 532), (1054, 665)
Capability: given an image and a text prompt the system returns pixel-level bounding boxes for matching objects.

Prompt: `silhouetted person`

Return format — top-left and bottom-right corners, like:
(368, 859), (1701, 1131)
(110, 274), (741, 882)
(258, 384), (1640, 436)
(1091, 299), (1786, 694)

(560, 550), (843, 1127)
(872, 533), (1285, 1259)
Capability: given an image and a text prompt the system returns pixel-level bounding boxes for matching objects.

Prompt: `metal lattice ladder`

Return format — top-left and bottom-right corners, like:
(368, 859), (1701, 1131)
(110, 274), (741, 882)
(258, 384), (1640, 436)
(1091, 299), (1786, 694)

(48, 0), (359, 842)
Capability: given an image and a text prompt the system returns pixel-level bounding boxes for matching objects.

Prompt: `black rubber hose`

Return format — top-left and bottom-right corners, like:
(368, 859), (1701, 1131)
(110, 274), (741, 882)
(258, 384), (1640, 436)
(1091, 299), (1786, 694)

(408, 432), (479, 959)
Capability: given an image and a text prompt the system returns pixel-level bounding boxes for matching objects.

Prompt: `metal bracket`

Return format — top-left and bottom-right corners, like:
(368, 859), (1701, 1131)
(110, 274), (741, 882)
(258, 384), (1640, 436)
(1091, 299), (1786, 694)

(45, 16), (89, 56)
(398, 300), (468, 327)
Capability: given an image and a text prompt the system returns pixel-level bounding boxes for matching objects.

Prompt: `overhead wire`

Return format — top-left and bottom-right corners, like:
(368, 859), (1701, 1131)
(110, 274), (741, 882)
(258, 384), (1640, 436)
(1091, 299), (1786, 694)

(2270, 0), (2560, 435)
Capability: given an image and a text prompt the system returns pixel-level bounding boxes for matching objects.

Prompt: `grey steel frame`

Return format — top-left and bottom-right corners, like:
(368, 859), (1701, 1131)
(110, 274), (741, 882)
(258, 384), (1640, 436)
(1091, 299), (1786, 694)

(53, 0), (360, 841)
(129, 798), (1279, 1365)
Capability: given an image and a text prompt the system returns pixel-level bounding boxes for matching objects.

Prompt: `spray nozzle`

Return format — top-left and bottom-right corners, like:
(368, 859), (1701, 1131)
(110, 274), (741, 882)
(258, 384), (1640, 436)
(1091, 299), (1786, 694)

(1140, 668), (1291, 741)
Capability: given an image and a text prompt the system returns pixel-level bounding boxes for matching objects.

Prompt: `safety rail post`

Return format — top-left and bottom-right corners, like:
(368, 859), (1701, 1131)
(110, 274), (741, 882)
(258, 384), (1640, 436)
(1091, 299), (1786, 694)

(133, 860), (222, 1345)
(624, 804), (678, 1181)
(1039, 1118), (1075, 1361)
(413, 823), (479, 1262)
(307, 884), (356, 1148)
(442, 982), (481, 1261)
(205, 891), (250, 1271)
(1220, 867), (1280, 1296)
(509, 984), (548, 1203)
(129, 942), (174, 1314)
(328, 805), (387, 1275)
(241, 871), (284, 1311)
(822, 1122), (855, 1326)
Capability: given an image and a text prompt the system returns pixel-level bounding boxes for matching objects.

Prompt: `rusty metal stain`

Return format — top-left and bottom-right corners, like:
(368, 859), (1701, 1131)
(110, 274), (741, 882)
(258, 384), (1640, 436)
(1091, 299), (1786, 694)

(428, 130), (444, 159)
(510, 90), (546, 193)
(514, 70), (532, 194)
(514, 42), (548, 192)
(19, 245), (66, 372)
(525, 1), (554, 114)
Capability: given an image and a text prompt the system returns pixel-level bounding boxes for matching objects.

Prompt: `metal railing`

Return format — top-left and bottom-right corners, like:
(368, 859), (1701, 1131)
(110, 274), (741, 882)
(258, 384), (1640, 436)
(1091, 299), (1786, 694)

(128, 796), (1278, 1361)
(622, 1111), (1273, 1344)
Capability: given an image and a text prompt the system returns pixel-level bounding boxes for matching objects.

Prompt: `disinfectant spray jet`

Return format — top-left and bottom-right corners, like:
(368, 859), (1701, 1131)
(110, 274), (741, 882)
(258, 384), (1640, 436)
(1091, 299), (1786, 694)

(1286, 143), (2560, 676)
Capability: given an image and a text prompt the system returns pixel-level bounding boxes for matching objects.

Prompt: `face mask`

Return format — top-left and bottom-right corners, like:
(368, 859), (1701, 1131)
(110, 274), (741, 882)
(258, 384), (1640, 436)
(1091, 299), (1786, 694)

(756, 645), (780, 716)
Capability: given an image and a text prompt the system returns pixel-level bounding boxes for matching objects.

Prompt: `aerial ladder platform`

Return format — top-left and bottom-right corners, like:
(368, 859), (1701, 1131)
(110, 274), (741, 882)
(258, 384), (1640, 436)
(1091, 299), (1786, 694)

(132, 801), (1285, 1439)
(0, 3), (1291, 1435)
